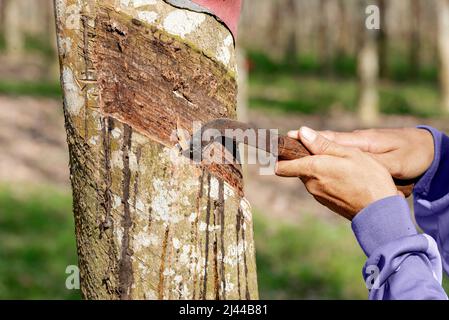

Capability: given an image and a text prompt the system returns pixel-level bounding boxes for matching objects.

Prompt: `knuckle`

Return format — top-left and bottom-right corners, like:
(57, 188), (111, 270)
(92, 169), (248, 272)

(318, 139), (332, 154)
(307, 158), (318, 174)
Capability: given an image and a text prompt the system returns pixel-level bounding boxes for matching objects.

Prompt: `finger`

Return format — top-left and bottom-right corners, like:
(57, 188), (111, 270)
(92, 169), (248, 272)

(288, 129), (335, 141)
(317, 130), (336, 141)
(297, 126), (351, 157)
(317, 130), (372, 151)
(275, 157), (316, 178)
(287, 130), (300, 139)
(276, 155), (338, 178)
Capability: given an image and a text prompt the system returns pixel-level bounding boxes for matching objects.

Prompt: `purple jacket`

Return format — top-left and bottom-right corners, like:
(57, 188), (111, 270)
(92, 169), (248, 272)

(352, 126), (449, 300)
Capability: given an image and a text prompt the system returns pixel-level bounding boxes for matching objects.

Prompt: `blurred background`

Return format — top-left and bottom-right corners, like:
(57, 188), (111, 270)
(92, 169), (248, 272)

(1, 0), (449, 299)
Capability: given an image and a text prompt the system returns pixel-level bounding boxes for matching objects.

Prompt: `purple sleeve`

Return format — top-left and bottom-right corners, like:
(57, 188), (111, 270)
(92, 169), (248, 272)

(413, 126), (449, 274)
(352, 195), (447, 300)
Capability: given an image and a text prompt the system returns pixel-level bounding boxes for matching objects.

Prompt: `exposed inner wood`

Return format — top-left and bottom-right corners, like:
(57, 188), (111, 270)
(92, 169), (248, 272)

(94, 7), (242, 193)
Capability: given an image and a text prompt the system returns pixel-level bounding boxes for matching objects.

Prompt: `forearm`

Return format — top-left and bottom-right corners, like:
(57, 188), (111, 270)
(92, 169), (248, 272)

(352, 196), (447, 300)
(414, 126), (449, 274)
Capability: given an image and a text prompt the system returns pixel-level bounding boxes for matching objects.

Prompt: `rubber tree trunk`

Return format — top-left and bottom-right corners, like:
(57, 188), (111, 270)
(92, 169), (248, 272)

(409, 0), (421, 79)
(357, 28), (380, 126)
(0, 0), (4, 33)
(54, 0), (258, 300)
(318, 0), (331, 74)
(438, 0), (449, 112)
(268, 0), (282, 60)
(4, 0), (24, 58)
(336, 0), (350, 58)
(284, 0), (298, 64)
(21, 0), (47, 36)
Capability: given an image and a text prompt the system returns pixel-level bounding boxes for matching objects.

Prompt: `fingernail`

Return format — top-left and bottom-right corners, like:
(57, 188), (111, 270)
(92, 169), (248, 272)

(300, 127), (317, 142)
(287, 130), (299, 139)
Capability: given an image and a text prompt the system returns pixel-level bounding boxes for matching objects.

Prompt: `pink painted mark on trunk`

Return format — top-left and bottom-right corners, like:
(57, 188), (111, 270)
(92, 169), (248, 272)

(190, 0), (242, 38)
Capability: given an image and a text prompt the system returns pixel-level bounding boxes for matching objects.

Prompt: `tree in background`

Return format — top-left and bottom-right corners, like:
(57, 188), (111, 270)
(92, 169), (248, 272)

(357, 3), (380, 125)
(377, 0), (387, 78)
(318, 0), (332, 74)
(284, 0), (298, 64)
(336, 0), (351, 58)
(268, 0), (282, 60)
(0, 0), (4, 34)
(3, 0), (24, 58)
(438, 0), (449, 112)
(54, 0), (257, 299)
(409, 0), (421, 79)
(21, 0), (47, 36)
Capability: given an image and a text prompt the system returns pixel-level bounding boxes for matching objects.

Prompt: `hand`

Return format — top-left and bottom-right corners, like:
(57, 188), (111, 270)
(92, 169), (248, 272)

(275, 127), (398, 220)
(318, 128), (434, 180)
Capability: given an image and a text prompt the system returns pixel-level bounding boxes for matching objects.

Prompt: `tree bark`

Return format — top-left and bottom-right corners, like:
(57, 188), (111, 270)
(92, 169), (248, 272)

(438, 0), (449, 112)
(54, 0), (258, 300)
(4, 0), (24, 57)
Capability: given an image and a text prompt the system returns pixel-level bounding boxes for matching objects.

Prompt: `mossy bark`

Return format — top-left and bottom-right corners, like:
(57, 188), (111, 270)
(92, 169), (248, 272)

(54, 0), (258, 300)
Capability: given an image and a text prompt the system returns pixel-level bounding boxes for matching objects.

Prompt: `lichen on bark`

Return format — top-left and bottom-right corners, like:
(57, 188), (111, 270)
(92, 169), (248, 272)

(54, 0), (258, 299)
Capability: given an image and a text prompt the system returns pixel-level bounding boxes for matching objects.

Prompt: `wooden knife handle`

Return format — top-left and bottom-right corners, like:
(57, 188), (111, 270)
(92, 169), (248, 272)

(277, 135), (312, 160)
(277, 135), (414, 197)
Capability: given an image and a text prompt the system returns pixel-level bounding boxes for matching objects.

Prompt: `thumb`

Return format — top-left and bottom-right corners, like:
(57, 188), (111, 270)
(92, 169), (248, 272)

(288, 127), (349, 157)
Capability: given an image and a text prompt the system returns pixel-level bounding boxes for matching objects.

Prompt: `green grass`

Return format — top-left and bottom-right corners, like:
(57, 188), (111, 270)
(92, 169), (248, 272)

(254, 212), (367, 299)
(0, 185), (79, 299)
(0, 81), (61, 98)
(0, 184), (447, 299)
(249, 73), (442, 118)
(249, 74), (356, 115)
(247, 50), (442, 118)
(254, 211), (449, 299)
(24, 35), (56, 60)
(0, 32), (55, 59)
(248, 50), (439, 83)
